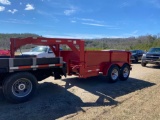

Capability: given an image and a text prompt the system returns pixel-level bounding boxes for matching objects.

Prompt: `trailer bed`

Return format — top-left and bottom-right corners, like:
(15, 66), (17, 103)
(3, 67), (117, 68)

(61, 50), (130, 78)
(0, 57), (63, 73)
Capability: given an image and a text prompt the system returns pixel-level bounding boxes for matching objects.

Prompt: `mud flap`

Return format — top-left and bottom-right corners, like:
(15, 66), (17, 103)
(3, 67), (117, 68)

(62, 62), (67, 77)
(54, 62), (67, 80)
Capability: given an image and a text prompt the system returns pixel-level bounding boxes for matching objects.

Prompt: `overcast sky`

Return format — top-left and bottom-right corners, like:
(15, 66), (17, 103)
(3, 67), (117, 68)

(0, 0), (160, 38)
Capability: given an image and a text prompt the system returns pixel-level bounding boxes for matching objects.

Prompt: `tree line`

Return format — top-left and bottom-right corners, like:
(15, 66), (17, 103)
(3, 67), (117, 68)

(0, 33), (160, 51)
(0, 33), (40, 49)
(85, 34), (160, 51)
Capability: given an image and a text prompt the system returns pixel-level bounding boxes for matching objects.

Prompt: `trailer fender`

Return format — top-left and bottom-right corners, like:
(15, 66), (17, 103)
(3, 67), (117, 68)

(102, 63), (120, 76)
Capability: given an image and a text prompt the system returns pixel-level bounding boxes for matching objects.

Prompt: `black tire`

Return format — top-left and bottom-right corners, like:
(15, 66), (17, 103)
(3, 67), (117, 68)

(131, 60), (134, 63)
(3, 72), (37, 103)
(134, 57), (138, 63)
(107, 65), (119, 83)
(119, 64), (130, 81)
(141, 62), (147, 67)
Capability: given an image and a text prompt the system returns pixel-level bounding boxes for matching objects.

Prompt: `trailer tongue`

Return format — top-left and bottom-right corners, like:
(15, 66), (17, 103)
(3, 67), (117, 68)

(0, 37), (131, 103)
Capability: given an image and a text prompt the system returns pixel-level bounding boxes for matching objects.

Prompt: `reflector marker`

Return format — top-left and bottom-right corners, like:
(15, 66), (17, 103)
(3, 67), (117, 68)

(87, 69), (100, 72)
(41, 40), (47, 42)
(10, 64), (63, 70)
(56, 40), (61, 42)
(9, 58), (14, 72)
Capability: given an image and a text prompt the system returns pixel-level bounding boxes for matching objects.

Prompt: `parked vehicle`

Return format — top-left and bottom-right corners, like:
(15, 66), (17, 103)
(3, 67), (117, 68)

(22, 46), (55, 58)
(0, 37), (131, 103)
(141, 47), (160, 67)
(0, 49), (10, 56)
(130, 50), (145, 63)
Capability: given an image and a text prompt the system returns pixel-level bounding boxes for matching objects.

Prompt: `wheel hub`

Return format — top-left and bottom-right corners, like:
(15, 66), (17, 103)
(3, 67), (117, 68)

(111, 69), (118, 80)
(18, 84), (26, 91)
(12, 78), (32, 97)
(123, 68), (129, 77)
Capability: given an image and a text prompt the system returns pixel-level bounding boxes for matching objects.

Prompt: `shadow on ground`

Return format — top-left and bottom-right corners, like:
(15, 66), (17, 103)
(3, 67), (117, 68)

(145, 64), (160, 69)
(131, 61), (141, 64)
(0, 76), (155, 120)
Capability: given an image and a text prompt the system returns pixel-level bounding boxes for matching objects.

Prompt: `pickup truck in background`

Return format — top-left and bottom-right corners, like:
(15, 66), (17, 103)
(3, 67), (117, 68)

(141, 47), (160, 67)
(130, 50), (145, 63)
(22, 46), (55, 58)
(0, 49), (10, 56)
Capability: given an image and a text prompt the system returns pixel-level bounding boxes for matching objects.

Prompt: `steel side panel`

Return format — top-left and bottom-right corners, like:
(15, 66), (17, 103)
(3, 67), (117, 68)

(0, 57), (62, 73)
(60, 50), (130, 77)
(60, 51), (80, 75)
(60, 51), (80, 63)
(81, 72), (99, 78)
(84, 51), (110, 67)
(14, 58), (33, 66)
(0, 58), (9, 67)
(13, 58), (60, 66)
(111, 52), (129, 62)
(36, 57), (60, 65)
(0, 59), (9, 73)
(84, 51), (130, 67)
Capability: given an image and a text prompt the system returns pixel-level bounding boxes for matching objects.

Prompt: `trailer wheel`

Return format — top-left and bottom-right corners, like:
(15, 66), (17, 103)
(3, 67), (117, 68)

(3, 72), (37, 103)
(141, 62), (147, 67)
(107, 65), (119, 83)
(134, 57), (138, 63)
(119, 64), (130, 81)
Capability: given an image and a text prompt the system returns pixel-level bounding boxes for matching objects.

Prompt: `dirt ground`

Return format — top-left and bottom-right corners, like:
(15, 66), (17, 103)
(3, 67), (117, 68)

(1, 63), (160, 120)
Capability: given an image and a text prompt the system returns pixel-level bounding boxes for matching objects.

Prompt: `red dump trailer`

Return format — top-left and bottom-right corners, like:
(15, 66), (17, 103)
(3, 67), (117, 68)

(0, 37), (131, 103)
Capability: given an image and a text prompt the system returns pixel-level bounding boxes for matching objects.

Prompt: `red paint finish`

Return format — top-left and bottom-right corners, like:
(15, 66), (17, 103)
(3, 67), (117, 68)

(0, 49), (10, 56)
(10, 37), (131, 78)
